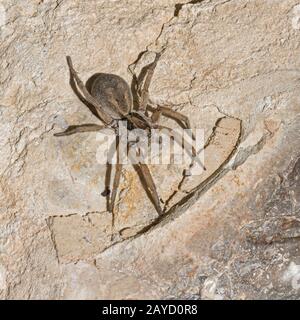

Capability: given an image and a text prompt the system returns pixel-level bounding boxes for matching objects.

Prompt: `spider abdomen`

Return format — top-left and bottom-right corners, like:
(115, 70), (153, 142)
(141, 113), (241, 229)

(90, 73), (133, 120)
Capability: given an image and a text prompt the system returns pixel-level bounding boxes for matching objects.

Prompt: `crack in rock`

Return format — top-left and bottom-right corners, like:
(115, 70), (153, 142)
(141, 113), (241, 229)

(48, 115), (243, 262)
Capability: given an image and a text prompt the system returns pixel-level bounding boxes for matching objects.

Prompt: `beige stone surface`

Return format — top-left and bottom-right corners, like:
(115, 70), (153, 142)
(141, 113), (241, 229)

(0, 0), (300, 299)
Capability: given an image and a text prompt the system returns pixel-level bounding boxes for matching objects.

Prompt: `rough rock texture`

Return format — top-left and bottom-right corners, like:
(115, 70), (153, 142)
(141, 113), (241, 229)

(0, 0), (300, 299)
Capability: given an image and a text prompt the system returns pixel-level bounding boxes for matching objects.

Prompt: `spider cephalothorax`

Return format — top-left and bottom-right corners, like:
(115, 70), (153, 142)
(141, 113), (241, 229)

(55, 54), (199, 217)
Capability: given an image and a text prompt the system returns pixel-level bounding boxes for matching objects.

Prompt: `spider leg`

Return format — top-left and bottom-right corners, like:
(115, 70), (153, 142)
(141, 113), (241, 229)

(103, 139), (115, 206)
(109, 136), (123, 216)
(54, 124), (105, 136)
(109, 162), (122, 213)
(100, 136), (121, 239)
(66, 56), (112, 124)
(133, 162), (163, 216)
(66, 66), (100, 120)
(128, 144), (163, 215)
(109, 161), (122, 240)
(149, 105), (195, 140)
(137, 51), (163, 111)
(128, 67), (139, 110)
(129, 111), (153, 128)
(107, 136), (123, 221)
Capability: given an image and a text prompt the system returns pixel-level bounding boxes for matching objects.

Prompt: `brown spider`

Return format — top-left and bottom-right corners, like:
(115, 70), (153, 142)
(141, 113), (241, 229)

(54, 53), (199, 216)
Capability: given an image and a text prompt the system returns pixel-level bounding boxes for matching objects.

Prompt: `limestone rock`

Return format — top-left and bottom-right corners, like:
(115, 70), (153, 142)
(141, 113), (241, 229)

(0, 0), (300, 299)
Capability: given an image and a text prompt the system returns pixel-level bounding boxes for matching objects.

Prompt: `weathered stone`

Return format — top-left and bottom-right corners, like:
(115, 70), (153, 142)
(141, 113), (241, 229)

(0, 0), (300, 299)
